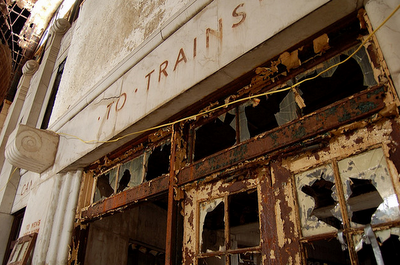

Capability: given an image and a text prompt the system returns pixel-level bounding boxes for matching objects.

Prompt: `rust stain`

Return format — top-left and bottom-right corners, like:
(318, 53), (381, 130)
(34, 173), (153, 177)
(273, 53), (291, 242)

(389, 120), (400, 172)
(354, 136), (364, 144)
(270, 162), (301, 264)
(81, 175), (169, 221)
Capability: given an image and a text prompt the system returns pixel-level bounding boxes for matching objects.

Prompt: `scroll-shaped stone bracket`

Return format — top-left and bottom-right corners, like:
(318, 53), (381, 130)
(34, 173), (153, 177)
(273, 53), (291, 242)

(5, 124), (59, 173)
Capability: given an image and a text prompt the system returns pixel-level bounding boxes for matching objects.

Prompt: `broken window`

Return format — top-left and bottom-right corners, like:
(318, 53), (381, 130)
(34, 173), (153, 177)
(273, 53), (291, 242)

(145, 142), (171, 181)
(295, 164), (340, 237)
(192, 44), (378, 161)
(118, 154), (145, 192)
(244, 91), (294, 138)
(194, 112), (237, 161)
(93, 167), (118, 202)
(295, 148), (400, 264)
(198, 189), (260, 264)
(295, 46), (376, 116)
(338, 148), (400, 227)
(92, 141), (171, 203)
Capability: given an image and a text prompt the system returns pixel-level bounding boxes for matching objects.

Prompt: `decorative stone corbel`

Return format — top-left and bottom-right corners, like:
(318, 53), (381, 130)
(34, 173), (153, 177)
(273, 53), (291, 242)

(50, 18), (70, 35)
(5, 124), (59, 173)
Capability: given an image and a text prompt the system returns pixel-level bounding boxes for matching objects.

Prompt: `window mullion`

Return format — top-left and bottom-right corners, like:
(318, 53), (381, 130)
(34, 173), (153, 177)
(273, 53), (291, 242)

(332, 159), (359, 265)
(225, 194), (230, 253)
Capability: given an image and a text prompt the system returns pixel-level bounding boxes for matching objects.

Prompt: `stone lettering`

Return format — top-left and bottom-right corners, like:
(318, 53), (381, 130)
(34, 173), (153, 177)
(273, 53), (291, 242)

(145, 69), (155, 90)
(159, 61), (169, 82)
(232, 3), (246, 28)
(206, 18), (223, 48)
(174, 48), (188, 71)
(116, 93), (126, 111)
(106, 102), (114, 120)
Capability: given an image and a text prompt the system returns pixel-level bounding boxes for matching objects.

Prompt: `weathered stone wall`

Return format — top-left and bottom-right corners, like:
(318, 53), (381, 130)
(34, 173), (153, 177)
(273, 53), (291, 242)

(51, 0), (189, 125)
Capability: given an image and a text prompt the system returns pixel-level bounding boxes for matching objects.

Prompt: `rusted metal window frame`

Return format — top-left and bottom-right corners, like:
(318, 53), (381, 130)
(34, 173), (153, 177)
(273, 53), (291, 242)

(191, 177), (262, 264)
(293, 147), (400, 264)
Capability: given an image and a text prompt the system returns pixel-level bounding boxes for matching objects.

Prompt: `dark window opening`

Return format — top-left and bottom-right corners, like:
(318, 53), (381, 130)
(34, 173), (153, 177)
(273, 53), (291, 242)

(145, 143), (171, 181)
(127, 242), (165, 265)
(199, 189), (260, 263)
(301, 177), (341, 229)
(85, 196), (168, 265)
(230, 253), (262, 265)
(347, 178), (383, 225)
(117, 169), (131, 193)
(194, 113), (236, 161)
(201, 200), (225, 253)
(304, 238), (351, 265)
(93, 167), (117, 202)
(245, 91), (291, 138)
(41, 58), (66, 129)
(2, 209), (25, 265)
(357, 234), (400, 265)
(228, 190), (260, 249)
(298, 54), (366, 116)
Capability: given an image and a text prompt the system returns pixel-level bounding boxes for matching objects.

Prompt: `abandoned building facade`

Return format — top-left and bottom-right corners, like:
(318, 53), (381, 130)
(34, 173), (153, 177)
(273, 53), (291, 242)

(1, 0), (400, 264)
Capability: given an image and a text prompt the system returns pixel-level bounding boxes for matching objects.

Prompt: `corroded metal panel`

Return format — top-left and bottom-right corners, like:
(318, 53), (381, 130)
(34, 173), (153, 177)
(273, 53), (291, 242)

(178, 86), (386, 185)
(81, 175), (169, 220)
(259, 164), (301, 264)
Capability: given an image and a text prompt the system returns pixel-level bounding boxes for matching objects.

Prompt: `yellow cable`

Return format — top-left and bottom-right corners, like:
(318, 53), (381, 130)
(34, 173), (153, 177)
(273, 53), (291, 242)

(57, 3), (400, 145)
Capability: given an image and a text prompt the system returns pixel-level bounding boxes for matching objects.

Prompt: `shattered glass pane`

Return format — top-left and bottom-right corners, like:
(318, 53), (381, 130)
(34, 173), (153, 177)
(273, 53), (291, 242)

(316, 55), (340, 78)
(198, 256), (226, 265)
(354, 230), (400, 264)
(274, 90), (298, 126)
(145, 143), (171, 181)
(295, 164), (341, 237)
(93, 167), (118, 202)
(194, 113), (236, 161)
(344, 46), (377, 87)
(295, 52), (366, 115)
(244, 92), (286, 137)
(229, 190), (260, 249)
(118, 154), (145, 192)
(238, 104), (250, 142)
(199, 198), (225, 253)
(346, 178), (383, 224)
(230, 253), (262, 265)
(338, 148), (400, 227)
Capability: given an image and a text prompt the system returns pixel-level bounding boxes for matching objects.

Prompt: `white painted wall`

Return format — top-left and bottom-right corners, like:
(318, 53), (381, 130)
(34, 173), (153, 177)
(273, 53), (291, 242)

(365, 0), (400, 97)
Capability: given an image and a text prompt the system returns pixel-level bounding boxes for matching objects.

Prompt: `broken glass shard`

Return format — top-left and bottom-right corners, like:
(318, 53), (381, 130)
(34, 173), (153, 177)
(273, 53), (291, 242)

(119, 154), (145, 191)
(93, 167), (118, 202)
(199, 198), (225, 253)
(295, 164), (341, 236)
(338, 148), (400, 227)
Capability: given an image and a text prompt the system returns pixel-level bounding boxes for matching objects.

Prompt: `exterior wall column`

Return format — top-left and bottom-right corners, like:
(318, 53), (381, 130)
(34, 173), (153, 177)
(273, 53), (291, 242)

(0, 60), (38, 263)
(19, 18), (70, 127)
(31, 170), (82, 265)
(0, 18), (70, 264)
(365, 0), (400, 95)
